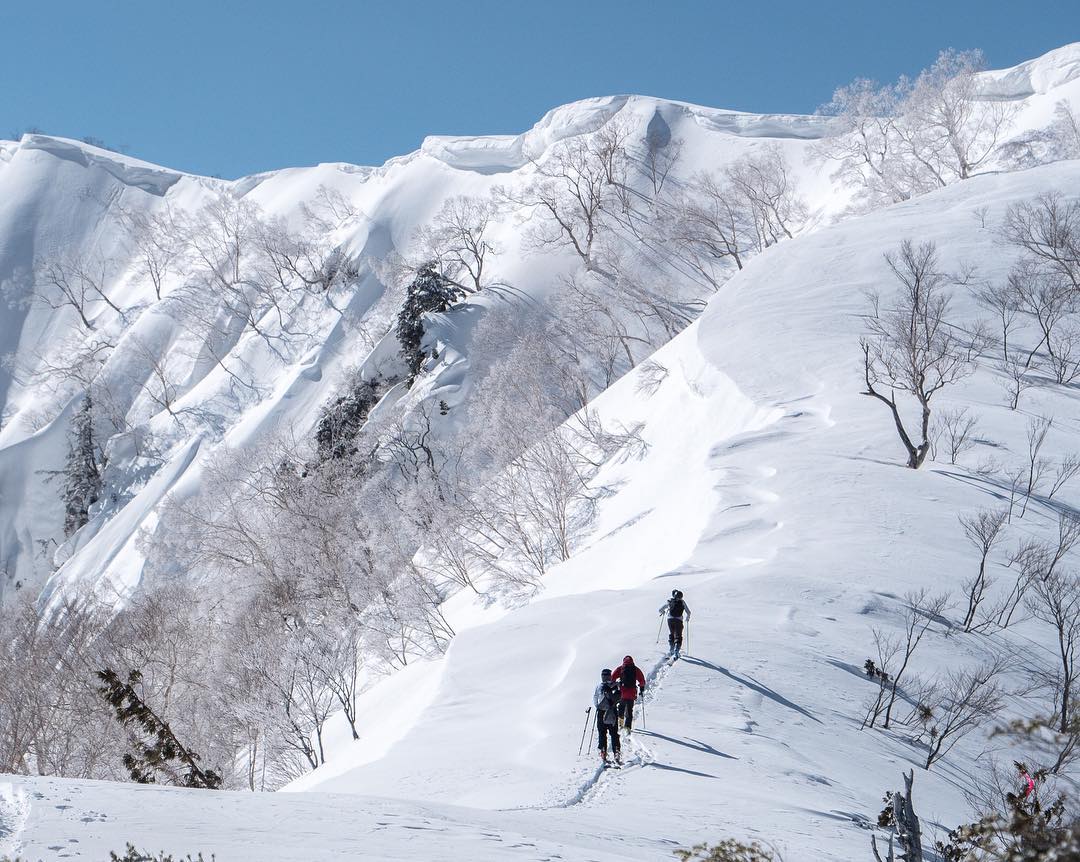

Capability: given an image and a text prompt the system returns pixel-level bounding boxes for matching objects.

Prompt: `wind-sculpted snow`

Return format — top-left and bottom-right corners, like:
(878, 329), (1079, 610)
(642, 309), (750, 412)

(18, 135), (184, 196)
(5, 43), (1080, 861)
(978, 41), (1080, 98)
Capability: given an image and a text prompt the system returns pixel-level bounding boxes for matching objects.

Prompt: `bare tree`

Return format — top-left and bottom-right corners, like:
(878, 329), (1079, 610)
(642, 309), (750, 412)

(116, 203), (185, 300)
(959, 509), (1008, 631)
(499, 121), (629, 271)
(863, 629), (901, 730)
(921, 662), (1005, 768)
(974, 280), (1020, 363)
(1049, 453), (1080, 500)
(643, 130), (683, 197)
(724, 144), (806, 251)
(411, 196), (499, 294)
(310, 617), (363, 741)
(996, 513), (1080, 628)
(1019, 415), (1053, 518)
(1000, 349), (1035, 411)
(883, 590), (948, 729)
(931, 407), (979, 465)
(32, 254), (125, 330)
(1005, 260), (1076, 370)
(1046, 322), (1080, 385)
(671, 172), (751, 287)
(1029, 571), (1080, 734)
(862, 240), (977, 469)
(1002, 193), (1080, 291)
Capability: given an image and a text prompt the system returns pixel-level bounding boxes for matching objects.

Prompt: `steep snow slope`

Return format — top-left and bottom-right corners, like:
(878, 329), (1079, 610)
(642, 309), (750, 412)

(6, 157), (1080, 861)
(5, 43), (1080, 861)
(277, 160), (1080, 858)
(0, 93), (850, 602)
(4, 43), (1080, 607)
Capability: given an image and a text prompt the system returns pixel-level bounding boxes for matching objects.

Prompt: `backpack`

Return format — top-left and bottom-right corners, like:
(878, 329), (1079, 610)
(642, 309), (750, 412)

(669, 597), (685, 617)
(599, 682), (619, 722)
(618, 663), (638, 691)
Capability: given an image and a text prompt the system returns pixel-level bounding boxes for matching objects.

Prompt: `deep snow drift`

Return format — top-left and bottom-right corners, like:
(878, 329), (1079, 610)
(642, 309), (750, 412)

(3, 43), (1080, 862)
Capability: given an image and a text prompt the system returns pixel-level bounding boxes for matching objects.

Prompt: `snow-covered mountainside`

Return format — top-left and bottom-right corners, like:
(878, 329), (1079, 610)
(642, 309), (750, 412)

(3, 43), (1080, 862)
(0, 96), (844, 602)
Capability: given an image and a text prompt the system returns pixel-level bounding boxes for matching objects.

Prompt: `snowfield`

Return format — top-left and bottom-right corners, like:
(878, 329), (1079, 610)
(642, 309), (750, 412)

(2, 44), (1080, 862)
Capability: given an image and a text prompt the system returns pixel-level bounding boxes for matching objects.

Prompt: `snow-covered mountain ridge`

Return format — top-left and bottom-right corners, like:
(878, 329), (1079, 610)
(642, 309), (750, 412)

(3, 42), (1080, 861)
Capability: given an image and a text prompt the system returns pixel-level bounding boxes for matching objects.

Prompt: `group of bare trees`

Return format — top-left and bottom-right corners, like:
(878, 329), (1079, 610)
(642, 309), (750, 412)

(21, 185), (363, 446)
(863, 189), (1080, 471)
(816, 49), (1018, 211)
(860, 500), (1080, 806)
(977, 193), (1080, 405)
(672, 144), (806, 290)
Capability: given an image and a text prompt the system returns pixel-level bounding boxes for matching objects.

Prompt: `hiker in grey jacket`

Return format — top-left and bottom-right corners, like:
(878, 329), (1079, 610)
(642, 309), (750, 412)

(659, 589), (691, 656)
(593, 668), (622, 764)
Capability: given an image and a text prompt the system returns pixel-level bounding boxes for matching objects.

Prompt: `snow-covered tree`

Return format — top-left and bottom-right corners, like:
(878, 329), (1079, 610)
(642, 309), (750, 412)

(818, 49), (1018, 211)
(63, 395), (103, 536)
(314, 374), (381, 462)
(897, 49), (1016, 186)
(498, 120), (631, 271)
(395, 264), (463, 381)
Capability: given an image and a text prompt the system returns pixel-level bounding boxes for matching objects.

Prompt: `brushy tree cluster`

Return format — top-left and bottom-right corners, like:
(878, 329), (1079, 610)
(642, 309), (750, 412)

(674, 839), (780, 862)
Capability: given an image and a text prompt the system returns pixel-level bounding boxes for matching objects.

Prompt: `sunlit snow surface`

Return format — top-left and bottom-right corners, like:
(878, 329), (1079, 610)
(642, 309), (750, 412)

(3, 45), (1080, 861)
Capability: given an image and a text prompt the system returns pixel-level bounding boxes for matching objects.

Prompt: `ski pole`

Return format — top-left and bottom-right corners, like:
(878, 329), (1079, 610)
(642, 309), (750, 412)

(656, 615), (664, 644)
(577, 707), (592, 756)
(686, 619), (691, 655)
(641, 697), (646, 730)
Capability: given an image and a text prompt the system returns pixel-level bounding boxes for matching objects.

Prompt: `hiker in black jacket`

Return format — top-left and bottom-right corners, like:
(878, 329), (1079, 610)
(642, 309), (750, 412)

(593, 668), (622, 764)
(659, 589), (691, 657)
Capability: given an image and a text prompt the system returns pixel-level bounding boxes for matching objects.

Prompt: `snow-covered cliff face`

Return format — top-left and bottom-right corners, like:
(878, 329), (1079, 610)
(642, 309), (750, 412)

(4, 44), (1080, 607)
(0, 94), (847, 602)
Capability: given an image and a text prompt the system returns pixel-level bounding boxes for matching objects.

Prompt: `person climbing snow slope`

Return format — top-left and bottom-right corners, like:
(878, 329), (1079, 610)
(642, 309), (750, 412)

(593, 668), (622, 765)
(611, 655), (646, 733)
(660, 589), (691, 657)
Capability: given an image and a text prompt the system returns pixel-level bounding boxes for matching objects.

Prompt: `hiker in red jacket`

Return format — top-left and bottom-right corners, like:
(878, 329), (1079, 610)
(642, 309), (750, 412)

(610, 655), (646, 732)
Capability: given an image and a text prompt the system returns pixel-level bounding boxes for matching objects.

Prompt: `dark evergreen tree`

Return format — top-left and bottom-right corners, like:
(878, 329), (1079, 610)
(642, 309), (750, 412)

(63, 395), (103, 536)
(396, 264), (462, 382)
(96, 668), (222, 790)
(314, 380), (380, 462)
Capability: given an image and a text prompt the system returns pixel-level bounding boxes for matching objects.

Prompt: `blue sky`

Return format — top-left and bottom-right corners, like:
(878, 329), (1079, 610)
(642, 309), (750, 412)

(3, 1), (1078, 178)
